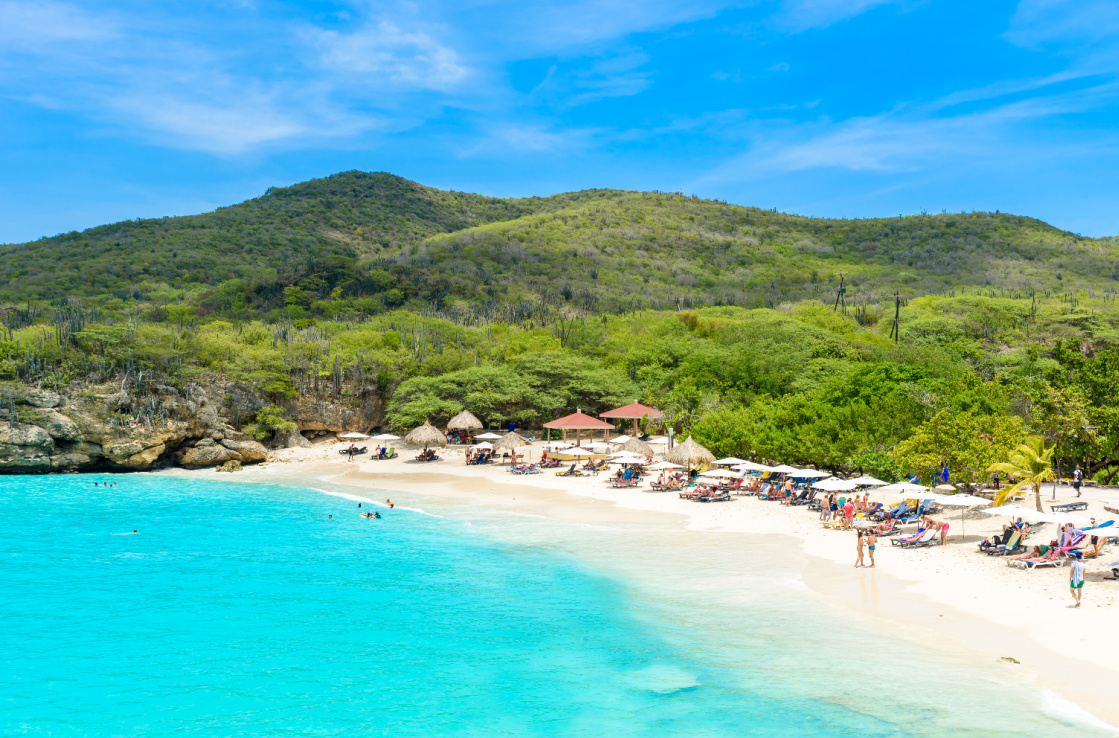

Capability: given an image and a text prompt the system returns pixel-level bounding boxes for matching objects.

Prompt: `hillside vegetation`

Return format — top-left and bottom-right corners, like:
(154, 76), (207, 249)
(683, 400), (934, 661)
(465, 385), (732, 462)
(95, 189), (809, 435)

(2, 171), (1119, 483)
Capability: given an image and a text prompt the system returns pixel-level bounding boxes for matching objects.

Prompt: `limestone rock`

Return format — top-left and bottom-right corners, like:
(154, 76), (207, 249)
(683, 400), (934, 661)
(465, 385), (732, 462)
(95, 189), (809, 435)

(0, 387), (61, 408)
(220, 439), (242, 452)
(120, 443), (166, 469)
(51, 452), (92, 470)
(279, 427), (311, 449)
(0, 423), (54, 448)
(41, 411), (82, 442)
(103, 441), (145, 463)
(235, 439), (267, 463)
(196, 438), (215, 448)
(216, 460), (242, 472)
(179, 444), (239, 468)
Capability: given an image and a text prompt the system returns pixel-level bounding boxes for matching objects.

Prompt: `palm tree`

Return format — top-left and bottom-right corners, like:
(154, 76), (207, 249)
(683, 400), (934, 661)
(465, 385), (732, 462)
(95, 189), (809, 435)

(987, 436), (1056, 512)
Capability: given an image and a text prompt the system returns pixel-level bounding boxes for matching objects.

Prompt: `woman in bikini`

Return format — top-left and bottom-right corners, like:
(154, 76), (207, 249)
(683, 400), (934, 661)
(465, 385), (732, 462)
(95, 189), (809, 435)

(855, 530), (866, 568)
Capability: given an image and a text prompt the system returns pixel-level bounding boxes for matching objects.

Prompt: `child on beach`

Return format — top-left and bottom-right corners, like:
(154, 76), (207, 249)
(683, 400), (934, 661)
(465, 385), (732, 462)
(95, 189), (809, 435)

(1069, 552), (1085, 607)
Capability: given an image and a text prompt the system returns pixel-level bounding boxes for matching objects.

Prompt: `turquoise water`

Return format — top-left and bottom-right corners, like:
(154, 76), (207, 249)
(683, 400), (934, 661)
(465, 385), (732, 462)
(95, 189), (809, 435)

(0, 474), (1104, 736)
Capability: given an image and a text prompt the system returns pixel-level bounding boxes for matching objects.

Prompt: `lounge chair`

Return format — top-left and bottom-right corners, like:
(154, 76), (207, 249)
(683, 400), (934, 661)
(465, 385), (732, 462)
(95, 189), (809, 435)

(678, 490), (699, 500)
(697, 491), (731, 502)
(891, 528), (929, 547)
(985, 531), (1023, 557)
(610, 478), (638, 488)
(1012, 548), (1065, 569)
(898, 528), (939, 548)
(555, 464), (582, 477)
(1051, 501), (1089, 513)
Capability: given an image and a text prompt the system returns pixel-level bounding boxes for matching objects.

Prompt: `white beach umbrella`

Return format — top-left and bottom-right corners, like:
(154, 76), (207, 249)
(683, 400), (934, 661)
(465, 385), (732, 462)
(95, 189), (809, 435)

(583, 442), (612, 451)
(469, 442), (493, 450)
(879, 482), (933, 495)
(609, 435), (633, 444)
(700, 468), (736, 478)
(714, 456), (749, 466)
(339, 432), (370, 440)
(371, 433), (401, 441)
(982, 505), (1049, 522)
(794, 469), (830, 479)
(645, 436), (669, 446)
(647, 461), (683, 471)
(934, 494), (991, 539)
(769, 464), (800, 474)
(1038, 512), (1093, 527)
(475, 432), (503, 440)
(849, 475), (889, 486)
(735, 461), (774, 473)
(813, 478), (859, 491)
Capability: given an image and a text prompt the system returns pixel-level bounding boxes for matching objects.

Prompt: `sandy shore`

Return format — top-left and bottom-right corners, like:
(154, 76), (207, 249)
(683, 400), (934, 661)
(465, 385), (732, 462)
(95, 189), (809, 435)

(241, 442), (1119, 729)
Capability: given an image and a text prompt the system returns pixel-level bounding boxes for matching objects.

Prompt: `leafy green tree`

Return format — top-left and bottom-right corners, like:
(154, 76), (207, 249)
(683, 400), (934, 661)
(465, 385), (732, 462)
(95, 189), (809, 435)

(243, 405), (297, 444)
(988, 436), (1056, 511)
(892, 410), (1026, 486)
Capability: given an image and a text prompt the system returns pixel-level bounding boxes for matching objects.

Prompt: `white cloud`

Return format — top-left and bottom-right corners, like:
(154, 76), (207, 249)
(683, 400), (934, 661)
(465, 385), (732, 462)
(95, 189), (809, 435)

(773, 0), (902, 32)
(1008, 0), (1119, 48)
(459, 124), (599, 157)
(0, 1), (117, 48)
(311, 20), (468, 90)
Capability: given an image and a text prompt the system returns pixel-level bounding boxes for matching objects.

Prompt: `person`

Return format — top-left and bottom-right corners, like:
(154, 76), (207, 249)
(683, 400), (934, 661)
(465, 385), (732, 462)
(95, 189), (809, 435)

(623, 467), (633, 482)
(328, 515), (332, 519)
(1069, 551), (1085, 606)
(842, 498), (854, 529)
(939, 519), (950, 546)
(866, 530), (877, 568)
(829, 494), (839, 522)
(1073, 465), (1084, 497)
(855, 529), (866, 568)
(347, 444), (356, 462)
(386, 499), (394, 509)
(862, 492), (870, 512)
(374, 512), (381, 519)
(124, 529), (138, 535)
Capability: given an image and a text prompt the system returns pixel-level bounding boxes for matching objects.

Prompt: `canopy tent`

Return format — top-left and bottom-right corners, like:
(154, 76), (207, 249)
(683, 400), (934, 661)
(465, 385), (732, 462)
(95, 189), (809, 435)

(404, 422), (447, 449)
(600, 401), (665, 438)
(543, 409), (615, 447)
(339, 432), (370, 440)
(446, 410), (484, 432)
(849, 475), (889, 486)
(714, 457), (749, 467)
(476, 432), (503, 441)
(663, 437), (716, 470)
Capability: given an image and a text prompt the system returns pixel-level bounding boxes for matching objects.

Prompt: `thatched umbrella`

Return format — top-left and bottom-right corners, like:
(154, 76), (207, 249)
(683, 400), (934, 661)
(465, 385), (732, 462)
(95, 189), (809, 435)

(446, 410), (483, 432)
(663, 437), (715, 470)
(493, 431), (531, 465)
(619, 437), (654, 457)
(404, 422), (448, 449)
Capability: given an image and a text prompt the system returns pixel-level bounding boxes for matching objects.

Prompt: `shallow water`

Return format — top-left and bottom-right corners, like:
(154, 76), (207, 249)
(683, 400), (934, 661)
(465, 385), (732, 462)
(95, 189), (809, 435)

(0, 474), (1106, 736)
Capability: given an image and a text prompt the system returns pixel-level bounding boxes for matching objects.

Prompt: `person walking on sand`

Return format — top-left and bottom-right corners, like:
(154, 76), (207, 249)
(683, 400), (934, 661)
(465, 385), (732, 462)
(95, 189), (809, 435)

(1069, 551), (1085, 607)
(866, 530), (877, 568)
(1073, 465), (1083, 497)
(855, 530), (865, 568)
(842, 498), (854, 529)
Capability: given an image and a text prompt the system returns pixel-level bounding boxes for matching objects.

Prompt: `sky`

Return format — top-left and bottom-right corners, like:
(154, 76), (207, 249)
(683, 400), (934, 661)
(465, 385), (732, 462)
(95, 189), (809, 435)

(2, 0), (1119, 243)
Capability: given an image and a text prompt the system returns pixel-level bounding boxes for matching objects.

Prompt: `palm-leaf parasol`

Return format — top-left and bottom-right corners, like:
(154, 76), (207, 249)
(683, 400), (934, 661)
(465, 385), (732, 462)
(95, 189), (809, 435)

(492, 432), (531, 453)
(663, 436), (715, 469)
(446, 410), (483, 432)
(619, 437), (654, 457)
(404, 421), (448, 449)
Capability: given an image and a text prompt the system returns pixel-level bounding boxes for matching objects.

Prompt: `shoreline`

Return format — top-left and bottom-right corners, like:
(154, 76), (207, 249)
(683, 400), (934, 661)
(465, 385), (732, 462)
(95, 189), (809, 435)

(177, 445), (1119, 730)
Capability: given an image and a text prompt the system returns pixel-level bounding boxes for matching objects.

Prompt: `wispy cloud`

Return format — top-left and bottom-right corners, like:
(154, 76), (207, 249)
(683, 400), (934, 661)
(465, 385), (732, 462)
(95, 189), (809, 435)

(458, 124), (600, 157)
(309, 20), (469, 90)
(0, 0), (118, 47)
(772, 0), (904, 32)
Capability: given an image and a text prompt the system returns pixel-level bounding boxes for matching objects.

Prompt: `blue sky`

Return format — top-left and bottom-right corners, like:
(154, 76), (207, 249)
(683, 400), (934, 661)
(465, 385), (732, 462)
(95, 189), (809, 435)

(2, 0), (1119, 243)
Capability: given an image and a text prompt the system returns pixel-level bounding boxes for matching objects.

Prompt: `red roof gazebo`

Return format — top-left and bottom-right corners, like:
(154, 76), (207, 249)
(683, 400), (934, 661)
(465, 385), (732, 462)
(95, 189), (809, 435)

(600, 401), (665, 437)
(543, 409), (615, 446)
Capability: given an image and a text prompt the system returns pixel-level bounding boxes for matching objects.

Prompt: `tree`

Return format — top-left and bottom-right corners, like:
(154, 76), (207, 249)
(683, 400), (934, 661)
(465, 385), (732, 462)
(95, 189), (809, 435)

(892, 410), (1025, 486)
(987, 436), (1056, 512)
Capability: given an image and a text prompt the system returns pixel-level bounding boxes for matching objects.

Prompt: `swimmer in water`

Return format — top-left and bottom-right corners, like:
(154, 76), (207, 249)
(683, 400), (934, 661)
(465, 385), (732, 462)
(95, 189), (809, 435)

(374, 512), (381, 519)
(328, 515), (332, 519)
(386, 499), (394, 509)
(123, 529), (138, 535)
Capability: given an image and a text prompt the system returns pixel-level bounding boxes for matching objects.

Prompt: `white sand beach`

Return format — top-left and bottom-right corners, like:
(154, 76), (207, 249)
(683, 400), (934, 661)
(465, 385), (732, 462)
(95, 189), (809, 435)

(230, 442), (1119, 729)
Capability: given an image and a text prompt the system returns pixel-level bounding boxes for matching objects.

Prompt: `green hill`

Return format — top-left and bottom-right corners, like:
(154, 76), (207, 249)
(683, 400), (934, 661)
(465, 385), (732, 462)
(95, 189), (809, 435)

(2, 171), (1116, 320)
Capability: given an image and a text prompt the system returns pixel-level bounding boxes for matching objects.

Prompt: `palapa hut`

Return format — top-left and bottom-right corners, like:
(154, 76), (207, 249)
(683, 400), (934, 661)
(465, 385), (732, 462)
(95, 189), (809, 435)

(446, 410), (483, 432)
(543, 409), (615, 446)
(618, 437), (655, 457)
(492, 431), (531, 465)
(663, 436), (715, 471)
(404, 421), (448, 449)
(600, 401), (665, 439)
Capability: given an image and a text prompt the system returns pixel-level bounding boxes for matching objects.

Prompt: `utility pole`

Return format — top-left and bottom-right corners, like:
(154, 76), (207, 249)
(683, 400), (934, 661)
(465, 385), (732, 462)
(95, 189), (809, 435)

(832, 273), (848, 315)
(888, 291), (901, 344)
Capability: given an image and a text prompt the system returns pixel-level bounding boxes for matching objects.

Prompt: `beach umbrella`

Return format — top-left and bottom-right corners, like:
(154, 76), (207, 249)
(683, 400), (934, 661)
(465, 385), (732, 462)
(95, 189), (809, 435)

(446, 410), (484, 432)
(794, 469), (830, 478)
(699, 468), (736, 478)
(663, 437), (716, 470)
(618, 437), (654, 457)
(647, 461), (683, 471)
(935, 494), (991, 539)
(372, 433), (401, 441)
(734, 461), (774, 473)
(935, 484), (957, 492)
(849, 475), (889, 486)
(982, 504), (1049, 522)
(813, 478), (859, 491)
(492, 432), (532, 463)
(404, 422), (448, 449)
(476, 432), (503, 441)
(769, 464), (801, 475)
(609, 435), (633, 445)
(469, 441), (493, 450)
(1039, 512), (1093, 527)
(714, 456), (749, 466)
(339, 432), (370, 440)
(878, 482), (932, 495)
(646, 436), (669, 446)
